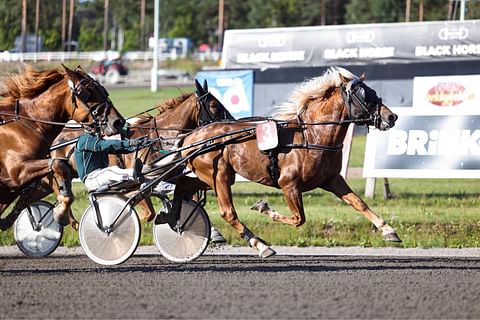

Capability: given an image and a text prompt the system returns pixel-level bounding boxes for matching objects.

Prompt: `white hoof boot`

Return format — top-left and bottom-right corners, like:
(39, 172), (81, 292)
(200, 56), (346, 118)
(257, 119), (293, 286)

(249, 238), (276, 258)
(259, 246), (276, 258)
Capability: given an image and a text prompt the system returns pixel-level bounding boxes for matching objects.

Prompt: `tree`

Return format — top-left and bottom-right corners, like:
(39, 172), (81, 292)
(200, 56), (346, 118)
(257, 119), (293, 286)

(2, 0), (480, 53)
(345, 0), (404, 24)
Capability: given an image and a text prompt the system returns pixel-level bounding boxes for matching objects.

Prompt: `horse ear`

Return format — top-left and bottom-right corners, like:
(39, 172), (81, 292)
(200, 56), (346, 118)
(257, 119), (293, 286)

(195, 79), (204, 95)
(203, 79), (208, 92)
(61, 63), (71, 73)
(62, 63), (76, 80)
(359, 72), (365, 81)
(338, 73), (350, 84)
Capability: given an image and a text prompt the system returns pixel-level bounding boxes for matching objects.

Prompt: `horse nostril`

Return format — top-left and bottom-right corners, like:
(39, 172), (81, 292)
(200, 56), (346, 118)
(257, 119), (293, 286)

(113, 118), (125, 130)
(388, 114), (398, 122)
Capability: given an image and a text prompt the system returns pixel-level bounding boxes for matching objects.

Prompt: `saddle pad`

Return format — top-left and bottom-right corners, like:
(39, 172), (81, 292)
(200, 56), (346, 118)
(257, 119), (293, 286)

(256, 120), (278, 151)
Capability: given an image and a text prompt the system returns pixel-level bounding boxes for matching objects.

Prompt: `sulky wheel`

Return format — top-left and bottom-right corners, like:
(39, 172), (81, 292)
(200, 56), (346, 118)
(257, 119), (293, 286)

(79, 196), (140, 265)
(14, 200), (63, 257)
(153, 199), (211, 263)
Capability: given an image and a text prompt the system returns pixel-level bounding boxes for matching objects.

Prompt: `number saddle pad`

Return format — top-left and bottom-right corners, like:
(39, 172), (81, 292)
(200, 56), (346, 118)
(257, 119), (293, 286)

(255, 120), (278, 151)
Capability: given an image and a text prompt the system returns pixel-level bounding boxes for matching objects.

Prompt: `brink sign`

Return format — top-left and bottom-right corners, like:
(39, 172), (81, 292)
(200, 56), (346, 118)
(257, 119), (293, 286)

(363, 111), (480, 178)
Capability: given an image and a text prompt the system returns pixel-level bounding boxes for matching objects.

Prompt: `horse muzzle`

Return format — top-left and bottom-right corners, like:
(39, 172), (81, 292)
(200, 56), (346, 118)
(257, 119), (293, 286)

(376, 112), (397, 131)
(104, 117), (125, 136)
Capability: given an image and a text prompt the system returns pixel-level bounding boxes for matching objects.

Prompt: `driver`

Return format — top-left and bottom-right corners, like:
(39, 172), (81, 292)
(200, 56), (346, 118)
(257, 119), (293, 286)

(74, 125), (170, 192)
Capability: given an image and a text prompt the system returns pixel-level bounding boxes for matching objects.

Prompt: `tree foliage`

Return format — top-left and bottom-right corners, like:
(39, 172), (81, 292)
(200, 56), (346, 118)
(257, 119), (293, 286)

(1, 0), (480, 52)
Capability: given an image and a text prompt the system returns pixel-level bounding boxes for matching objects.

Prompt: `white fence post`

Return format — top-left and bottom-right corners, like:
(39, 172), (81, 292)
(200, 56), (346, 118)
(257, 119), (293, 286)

(365, 178), (376, 198)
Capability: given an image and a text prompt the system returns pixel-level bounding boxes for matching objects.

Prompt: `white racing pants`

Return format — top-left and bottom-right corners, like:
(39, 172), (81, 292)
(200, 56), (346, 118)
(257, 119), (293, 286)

(83, 166), (133, 191)
(84, 165), (176, 193)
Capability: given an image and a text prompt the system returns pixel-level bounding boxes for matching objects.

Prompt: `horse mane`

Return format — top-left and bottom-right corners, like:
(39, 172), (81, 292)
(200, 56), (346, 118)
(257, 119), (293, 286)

(129, 93), (193, 125)
(0, 65), (65, 100)
(272, 66), (358, 120)
(156, 93), (192, 114)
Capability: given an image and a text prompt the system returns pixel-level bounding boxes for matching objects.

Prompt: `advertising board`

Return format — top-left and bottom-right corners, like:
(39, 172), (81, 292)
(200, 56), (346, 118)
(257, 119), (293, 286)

(222, 20), (480, 69)
(363, 108), (480, 178)
(412, 74), (480, 111)
(196, 70), (254, 118)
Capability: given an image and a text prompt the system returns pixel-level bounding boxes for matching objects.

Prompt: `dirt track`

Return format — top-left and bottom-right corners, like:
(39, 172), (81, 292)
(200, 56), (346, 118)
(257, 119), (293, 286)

(1, 251), (480, 319)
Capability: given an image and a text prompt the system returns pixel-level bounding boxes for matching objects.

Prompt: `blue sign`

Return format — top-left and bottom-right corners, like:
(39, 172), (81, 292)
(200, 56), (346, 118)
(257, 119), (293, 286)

(196, 70), (253, 119)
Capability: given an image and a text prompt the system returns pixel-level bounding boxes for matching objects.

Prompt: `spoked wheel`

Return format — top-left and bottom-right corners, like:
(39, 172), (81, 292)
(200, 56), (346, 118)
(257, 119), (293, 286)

(79, 196), (140, 265)
(14, 200), (63, 257)
(153, 199), (211, 263)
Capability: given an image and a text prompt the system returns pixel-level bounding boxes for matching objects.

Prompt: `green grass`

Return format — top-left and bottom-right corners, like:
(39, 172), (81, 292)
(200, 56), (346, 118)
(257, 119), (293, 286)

(1, 178), (479, 249)
(108, 86), (195, 117)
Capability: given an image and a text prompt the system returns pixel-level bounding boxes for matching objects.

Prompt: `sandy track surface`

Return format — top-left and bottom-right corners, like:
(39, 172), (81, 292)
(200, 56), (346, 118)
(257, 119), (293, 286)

(1, 246), (480, 319)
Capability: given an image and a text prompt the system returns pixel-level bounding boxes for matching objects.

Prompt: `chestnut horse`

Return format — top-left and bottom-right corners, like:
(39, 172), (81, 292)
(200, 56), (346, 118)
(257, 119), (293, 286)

(0, 65), (125, 229)
(175, 67), (399, 258)
(9, 79), (233, 228)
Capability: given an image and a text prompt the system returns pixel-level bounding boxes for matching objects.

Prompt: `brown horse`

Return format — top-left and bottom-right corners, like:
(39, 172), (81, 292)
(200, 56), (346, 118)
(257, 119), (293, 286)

(9, 79), (233, 229)
(0, 65), (125, 229)
(175, 67), (399, 257)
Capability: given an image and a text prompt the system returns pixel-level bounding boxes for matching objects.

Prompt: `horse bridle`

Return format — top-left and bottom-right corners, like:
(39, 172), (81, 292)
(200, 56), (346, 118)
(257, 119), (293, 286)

(195, 91), (234, 126)
(341, 79), (383, 128)
(69, 75), (113, 131)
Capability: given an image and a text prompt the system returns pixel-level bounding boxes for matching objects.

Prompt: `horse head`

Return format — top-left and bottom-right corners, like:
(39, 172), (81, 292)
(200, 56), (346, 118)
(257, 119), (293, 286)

(62, 64), (125, 136)
(195, 79), (235, 126)
(339, 71), (397, 131)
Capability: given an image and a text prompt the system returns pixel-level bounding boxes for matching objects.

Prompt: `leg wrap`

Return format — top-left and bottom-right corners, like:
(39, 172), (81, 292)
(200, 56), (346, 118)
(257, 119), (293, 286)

(240, 227), (255, 245)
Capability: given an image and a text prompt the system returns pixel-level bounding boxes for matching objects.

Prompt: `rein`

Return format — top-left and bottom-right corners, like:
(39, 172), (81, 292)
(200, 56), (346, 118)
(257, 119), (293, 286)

(0, 110), (87, 128)
(0, 100), (20, 125)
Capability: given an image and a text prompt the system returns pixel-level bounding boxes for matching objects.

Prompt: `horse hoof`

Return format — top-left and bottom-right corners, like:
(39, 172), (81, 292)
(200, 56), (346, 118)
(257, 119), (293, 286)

(250, 200), (270, 213)
(53, 211), (69, 227)
(259, 247), (276, 258)
(384, 232), (402, 243)
(210, 227), (227, 244)
(71, 221), (79, 231)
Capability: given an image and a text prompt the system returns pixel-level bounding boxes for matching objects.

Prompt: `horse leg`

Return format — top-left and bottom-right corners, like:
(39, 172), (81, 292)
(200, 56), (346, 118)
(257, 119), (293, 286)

(50, 159), (78, 230)
(211, 167), (276, 258)
(323, 174), (401, 242)
(251, 184), (306, 227)
(135, 198), (156, 222)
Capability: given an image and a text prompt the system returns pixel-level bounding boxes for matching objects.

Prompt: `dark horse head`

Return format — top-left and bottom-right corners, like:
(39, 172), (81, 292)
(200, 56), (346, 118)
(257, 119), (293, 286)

(63, 64), (125, 136)
(339, 72), (397, 131)
(195, 79), (235, 126)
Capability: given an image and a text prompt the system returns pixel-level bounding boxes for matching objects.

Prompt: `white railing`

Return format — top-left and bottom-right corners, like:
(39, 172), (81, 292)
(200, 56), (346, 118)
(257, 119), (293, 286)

(0, 50), (221, 63)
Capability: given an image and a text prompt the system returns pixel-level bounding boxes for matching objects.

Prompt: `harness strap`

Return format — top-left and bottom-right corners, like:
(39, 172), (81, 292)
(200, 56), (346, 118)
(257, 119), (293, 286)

(282, 143), (343, 152)
(15, 100), (20, 119)
(0, 100), (20, 125)
(262, 141), (343, 189)
(265, 150), (280, 188)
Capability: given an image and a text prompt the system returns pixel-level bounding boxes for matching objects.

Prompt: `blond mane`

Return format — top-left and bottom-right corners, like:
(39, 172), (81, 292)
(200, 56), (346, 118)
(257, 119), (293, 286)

(272, 66), (358, 120)
(0, 65), (65, 100)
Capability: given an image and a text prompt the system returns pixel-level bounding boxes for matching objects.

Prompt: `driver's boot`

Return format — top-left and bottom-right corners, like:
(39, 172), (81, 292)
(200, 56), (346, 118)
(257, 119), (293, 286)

(154, 195), (181, 229)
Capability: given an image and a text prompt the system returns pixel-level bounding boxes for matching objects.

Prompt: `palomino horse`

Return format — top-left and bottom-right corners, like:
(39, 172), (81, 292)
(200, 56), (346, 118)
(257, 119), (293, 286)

(175, 67), (399, 257)
(10, 79), (233, 228)
(0, 65), (125, 229)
